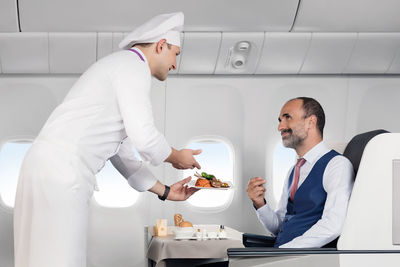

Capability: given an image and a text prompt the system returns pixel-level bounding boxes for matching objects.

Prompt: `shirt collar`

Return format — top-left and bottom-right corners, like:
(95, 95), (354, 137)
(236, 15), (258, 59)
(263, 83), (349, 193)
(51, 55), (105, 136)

(129, 47), (148, 63)
(298, 141), (330, 165)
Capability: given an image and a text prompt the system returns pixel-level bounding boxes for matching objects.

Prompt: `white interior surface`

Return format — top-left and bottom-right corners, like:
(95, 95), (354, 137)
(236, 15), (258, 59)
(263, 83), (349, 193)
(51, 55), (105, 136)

(49, 32), (97, 73)
(0, 0), (19, 32)
(1, 75), (400, 267)
(256, 32), (311, 74)
(393, 159), (400, 245)
(293, 0), (400, 32)
(344, 33), (400, 74)
(300, 33), (357, 74)
(387, 47), (400, 74)
(0, 33), (49, 74)
(18, 0), (299, 32)
(1, 1), (400, 266)
(179, 32), (221, 74)
(338, 134), (400, 250)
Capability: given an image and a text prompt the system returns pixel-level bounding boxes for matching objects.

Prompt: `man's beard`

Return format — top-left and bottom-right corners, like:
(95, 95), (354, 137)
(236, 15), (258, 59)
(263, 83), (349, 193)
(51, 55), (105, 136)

(281, 127), (307, 149)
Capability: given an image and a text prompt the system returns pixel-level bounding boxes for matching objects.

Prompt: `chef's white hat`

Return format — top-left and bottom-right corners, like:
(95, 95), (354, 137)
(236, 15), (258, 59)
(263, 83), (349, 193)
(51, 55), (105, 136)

(119, 12), (184, 49)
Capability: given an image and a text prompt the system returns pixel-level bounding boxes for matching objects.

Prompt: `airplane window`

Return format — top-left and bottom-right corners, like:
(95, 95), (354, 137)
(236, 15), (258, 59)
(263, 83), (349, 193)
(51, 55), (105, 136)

(272, 142), (296, 202)
(183, 139), (234, 209)
(0, 142), (31, 208)
(93, 150), (141, 208)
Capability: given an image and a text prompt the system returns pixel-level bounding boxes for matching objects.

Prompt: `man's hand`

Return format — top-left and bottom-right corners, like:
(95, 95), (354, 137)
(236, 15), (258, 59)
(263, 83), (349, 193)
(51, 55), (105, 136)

(165, 148), (202, 169)
(246, 177), (267, 209)
(167, 176), (199, 201)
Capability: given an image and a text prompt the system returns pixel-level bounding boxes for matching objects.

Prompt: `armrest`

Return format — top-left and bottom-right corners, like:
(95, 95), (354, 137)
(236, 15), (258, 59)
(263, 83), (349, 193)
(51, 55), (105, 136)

(228, 248), (400, 257)
(242, 233), (276, 247)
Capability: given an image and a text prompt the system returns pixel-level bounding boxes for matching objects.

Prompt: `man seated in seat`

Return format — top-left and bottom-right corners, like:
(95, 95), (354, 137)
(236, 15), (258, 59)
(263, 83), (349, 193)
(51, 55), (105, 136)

(247, 97), (354, 248)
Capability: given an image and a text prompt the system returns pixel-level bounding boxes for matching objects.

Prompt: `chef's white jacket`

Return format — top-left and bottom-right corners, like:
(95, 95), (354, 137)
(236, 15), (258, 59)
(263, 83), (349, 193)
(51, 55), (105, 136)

(36, 47), (171, 191)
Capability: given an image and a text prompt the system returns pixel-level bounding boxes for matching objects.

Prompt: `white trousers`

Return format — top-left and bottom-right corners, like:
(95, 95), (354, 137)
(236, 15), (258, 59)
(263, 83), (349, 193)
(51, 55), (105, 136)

(14, 141), (95, 267)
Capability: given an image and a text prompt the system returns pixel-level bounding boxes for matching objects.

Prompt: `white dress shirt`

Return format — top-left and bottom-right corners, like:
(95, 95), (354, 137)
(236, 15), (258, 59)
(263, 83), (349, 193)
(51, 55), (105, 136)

(256, 141), (354, 248)
(35, 47), (170, 191)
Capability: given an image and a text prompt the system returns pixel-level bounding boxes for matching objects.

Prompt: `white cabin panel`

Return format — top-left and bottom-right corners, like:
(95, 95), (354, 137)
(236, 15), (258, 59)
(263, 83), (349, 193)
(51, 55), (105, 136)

(49, 32), (97, 73)
(300, 33), (357, 74)
(255, 32), (311, 74)
(178, 32), (221, 74)
(344, 33), (400, 74)
(0, 0), (19, 32)
(387, 48), (400, 74)
(215, 32), (264, 74)
(344, 77), (400, 139)
(18, 0), (299, 32)
(97, 32), (113, 60)
(293, 0), (400, 32)
(112, 32), (125, 53)
(0, 33), (49, 73)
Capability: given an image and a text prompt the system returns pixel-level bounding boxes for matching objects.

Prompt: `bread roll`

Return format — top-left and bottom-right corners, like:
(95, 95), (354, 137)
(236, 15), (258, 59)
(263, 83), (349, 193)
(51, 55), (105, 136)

(174, 213), (183, 226)
(179, 221), (193, 227)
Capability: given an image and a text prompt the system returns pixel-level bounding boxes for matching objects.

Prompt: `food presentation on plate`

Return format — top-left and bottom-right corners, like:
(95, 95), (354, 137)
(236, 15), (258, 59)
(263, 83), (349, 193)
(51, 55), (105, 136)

(189, 171), (232, 189)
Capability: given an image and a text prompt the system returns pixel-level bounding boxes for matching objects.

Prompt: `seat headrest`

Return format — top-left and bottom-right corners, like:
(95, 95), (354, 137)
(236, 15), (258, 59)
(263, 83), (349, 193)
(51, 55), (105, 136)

(343, 129), (389, 177)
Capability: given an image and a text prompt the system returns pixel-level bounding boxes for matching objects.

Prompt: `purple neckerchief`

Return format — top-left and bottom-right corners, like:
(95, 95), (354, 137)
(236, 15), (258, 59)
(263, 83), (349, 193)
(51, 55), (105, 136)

(128, 48), (145, 62)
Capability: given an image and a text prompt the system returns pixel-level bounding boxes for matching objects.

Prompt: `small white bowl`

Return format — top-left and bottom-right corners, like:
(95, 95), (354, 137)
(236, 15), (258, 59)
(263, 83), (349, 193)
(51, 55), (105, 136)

(173, 227), (195, 238)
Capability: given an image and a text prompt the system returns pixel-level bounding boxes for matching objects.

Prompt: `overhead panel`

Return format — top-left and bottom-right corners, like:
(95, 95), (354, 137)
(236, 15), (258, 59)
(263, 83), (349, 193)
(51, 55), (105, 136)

(97, 33), (113, 60)
(293, 0), (400, 32)
(0, 33), (49, 73)
(215, 32), (264, 75)
(344, 33), (400, 74)
(256, 32), (310, 74)
(387, 48), (400, 74)
(0, 0), (19, 32)
(179, 32), (221, 74)
(49, 33), (97, 74)
(18, 0), (299, 32)
(300, 33), (356, 74)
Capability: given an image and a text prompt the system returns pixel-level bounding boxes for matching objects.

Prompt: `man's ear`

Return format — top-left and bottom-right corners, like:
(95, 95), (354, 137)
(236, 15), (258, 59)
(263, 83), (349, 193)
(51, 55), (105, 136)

(308, 114), (318, 131)
(155, 39), (167, 54)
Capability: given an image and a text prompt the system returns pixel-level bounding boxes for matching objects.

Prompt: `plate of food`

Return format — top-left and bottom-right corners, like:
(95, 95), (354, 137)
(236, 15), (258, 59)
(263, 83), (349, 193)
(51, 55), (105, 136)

(188, 172), (233, 190)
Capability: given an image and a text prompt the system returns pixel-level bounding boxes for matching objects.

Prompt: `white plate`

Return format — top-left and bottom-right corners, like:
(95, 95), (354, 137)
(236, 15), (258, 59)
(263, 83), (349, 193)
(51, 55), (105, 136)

(187, 180), (233, 190)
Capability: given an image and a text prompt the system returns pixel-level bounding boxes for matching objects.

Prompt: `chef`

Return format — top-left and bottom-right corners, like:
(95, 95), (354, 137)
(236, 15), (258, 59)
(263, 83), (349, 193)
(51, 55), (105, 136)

(14, 12), (200, 267)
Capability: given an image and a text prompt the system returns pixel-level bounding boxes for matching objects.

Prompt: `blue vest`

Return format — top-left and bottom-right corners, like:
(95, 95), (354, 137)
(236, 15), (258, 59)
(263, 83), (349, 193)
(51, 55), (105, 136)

(274, 150), (340, 247)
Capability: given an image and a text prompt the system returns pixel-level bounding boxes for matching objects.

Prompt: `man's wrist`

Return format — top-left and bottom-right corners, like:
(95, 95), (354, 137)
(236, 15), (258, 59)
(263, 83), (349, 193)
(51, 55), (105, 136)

(158, 185), (170, 201)
(253, 198), (267, 210)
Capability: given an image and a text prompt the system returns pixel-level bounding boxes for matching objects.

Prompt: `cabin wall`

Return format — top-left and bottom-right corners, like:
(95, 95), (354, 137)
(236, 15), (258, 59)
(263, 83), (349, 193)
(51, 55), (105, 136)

(0, 74), (400, 267)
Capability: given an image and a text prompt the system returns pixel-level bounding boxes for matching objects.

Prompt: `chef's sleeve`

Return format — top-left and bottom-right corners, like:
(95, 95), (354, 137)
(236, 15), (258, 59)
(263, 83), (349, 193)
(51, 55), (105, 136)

(110, 138), (158, 192)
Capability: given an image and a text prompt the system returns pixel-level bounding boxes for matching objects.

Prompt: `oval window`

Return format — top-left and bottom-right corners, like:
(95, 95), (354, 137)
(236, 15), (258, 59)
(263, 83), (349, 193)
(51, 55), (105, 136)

(93, 149), (141, 208)
(183, 138), (234, 209)
(0, 142), (32, 208)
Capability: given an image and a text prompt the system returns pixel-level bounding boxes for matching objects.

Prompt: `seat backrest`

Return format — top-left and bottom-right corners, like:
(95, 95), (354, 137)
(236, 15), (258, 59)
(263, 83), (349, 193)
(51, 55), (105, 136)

(342, 129), (389, 177)
(338, 132), (400, 250)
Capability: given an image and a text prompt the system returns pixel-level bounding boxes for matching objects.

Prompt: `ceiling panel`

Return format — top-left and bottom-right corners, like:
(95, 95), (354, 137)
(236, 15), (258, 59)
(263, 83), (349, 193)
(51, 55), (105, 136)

(0, 33), (49, 73)
(344, 33), (400, 74)
(49, 32), (97, 73)
(293, 0), (400, 32)
(179, 32), (221, 74)
(19, 0), (299, 32)
(0, 0), (19, 32)
(256, 32), (310, 74)
(300, 33), (356, 74)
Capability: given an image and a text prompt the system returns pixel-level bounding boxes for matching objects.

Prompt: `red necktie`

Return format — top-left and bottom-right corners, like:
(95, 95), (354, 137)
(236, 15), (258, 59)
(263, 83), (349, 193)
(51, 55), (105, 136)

(290, 158), (306, 201)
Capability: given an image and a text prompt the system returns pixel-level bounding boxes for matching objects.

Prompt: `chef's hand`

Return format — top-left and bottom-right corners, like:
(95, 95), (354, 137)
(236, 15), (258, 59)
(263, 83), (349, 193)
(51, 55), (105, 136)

(167, 176), (199, 201)
(165, 148), (202, 169)
(247, 177), (267, 209)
